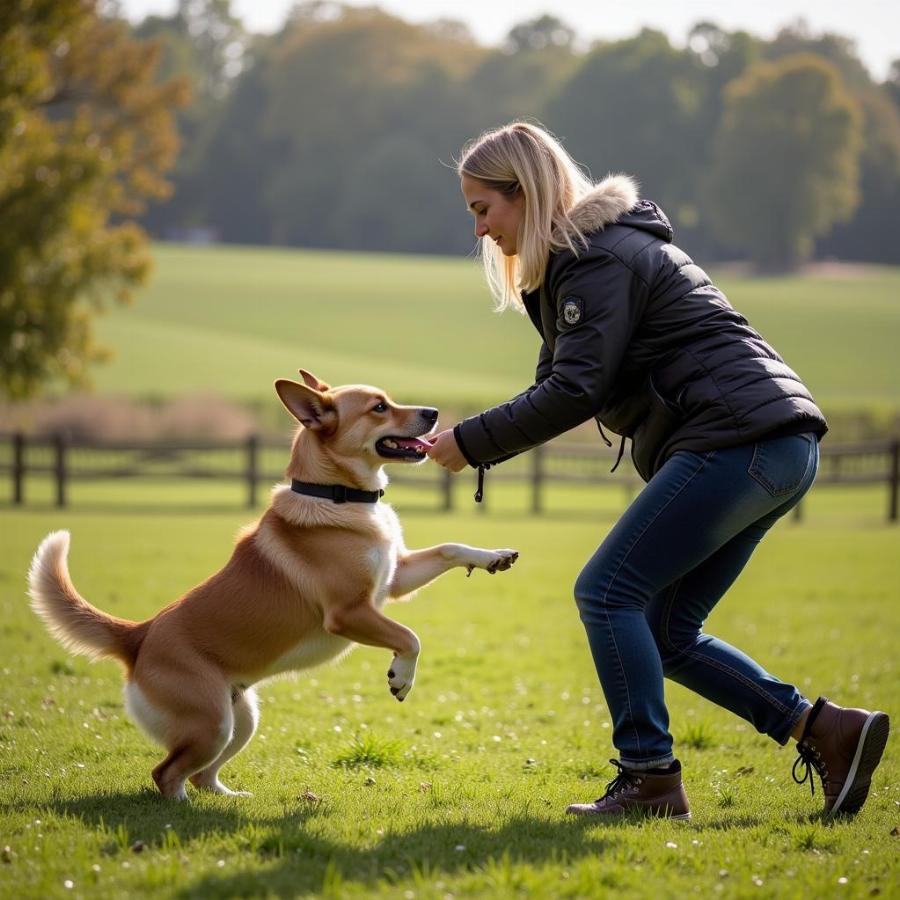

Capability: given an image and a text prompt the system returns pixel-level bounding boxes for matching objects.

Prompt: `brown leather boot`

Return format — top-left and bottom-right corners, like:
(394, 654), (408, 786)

(793, 696), (890, 817)
(566, 759), (691, 820)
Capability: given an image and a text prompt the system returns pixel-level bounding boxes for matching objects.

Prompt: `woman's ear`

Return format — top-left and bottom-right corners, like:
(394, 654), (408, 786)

(274, 379), (336, 433)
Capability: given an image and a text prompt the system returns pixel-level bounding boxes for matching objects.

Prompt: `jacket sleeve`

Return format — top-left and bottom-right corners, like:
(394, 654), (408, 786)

(454, 339), (553, 467)
(455, 252), (646, 465)
(509, 340), (553, 400)
(534, 339), (553, 384)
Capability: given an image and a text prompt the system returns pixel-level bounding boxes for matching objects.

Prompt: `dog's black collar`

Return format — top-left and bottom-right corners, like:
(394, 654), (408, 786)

(290, 479), (384, 504)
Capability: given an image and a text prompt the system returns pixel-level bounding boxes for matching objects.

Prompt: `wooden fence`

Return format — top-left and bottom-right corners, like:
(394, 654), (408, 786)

(1, 432), (897, 522)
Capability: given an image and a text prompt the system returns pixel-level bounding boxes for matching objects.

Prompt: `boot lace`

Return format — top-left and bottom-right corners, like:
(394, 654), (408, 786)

(792, 740), (828, 797)
(596, 759), (642, 803)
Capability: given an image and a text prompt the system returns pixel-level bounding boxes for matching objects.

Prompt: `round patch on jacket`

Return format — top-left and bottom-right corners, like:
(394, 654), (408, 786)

(562, 297), (583, 326)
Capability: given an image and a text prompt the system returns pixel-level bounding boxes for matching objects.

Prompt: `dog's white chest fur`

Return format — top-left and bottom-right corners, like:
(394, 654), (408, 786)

(368, 505), (401, 609)
(266, 630), (355, 675)
(258, 503), (401, 679)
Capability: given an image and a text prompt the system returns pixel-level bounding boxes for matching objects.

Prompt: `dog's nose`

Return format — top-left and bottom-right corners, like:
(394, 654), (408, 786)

(420, 408), (439, 423)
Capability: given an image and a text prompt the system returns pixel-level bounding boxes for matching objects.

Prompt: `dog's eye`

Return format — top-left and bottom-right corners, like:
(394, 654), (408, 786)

(372, 402), (388, 413)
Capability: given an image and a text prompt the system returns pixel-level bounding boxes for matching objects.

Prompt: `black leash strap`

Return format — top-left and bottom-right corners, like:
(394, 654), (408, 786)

(474, 464), (490, 503)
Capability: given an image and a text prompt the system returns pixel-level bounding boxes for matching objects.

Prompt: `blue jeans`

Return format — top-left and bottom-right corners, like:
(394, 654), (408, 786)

(574, 433), (819, 770)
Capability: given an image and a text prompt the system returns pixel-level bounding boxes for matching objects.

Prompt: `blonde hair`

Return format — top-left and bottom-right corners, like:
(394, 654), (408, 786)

(457, 121), (596, 312)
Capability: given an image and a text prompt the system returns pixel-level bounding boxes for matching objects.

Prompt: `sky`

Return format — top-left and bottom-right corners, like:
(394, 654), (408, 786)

(119, 0), (899, 81)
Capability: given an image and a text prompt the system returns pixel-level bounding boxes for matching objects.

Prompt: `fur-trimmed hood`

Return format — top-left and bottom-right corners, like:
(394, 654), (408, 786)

(553, 174), (673, 244)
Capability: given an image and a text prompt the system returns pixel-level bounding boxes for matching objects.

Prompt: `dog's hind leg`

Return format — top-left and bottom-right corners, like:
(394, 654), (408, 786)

(146, 681), (234, 801)
(125, 680), (229, 799)
(190, 687), (259, 796)
(152, 725), (231, 801)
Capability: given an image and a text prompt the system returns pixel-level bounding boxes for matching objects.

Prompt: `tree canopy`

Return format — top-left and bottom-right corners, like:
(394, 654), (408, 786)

(704, 54), (862, 270)
(132, 3), (896, 271)
(0, 0), (188, 399)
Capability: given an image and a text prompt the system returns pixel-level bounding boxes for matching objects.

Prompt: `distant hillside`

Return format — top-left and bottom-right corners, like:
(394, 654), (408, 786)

(86, 244), (899, 434)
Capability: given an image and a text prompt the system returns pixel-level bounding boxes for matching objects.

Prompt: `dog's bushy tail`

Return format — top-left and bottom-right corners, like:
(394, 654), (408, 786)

(28, 531), (144, 668)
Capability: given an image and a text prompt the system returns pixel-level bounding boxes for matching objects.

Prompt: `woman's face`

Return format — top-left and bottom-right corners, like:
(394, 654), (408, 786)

(461, 174), (525, 256)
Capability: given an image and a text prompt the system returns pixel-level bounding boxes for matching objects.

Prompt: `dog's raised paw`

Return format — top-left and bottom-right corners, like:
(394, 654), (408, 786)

(387, 653), (417, 701)
(465, 548), (519, 575)
(486, 550), (519, 574)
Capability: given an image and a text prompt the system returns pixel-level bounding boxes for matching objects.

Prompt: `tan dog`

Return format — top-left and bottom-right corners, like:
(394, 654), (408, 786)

(28, 371), (518, 800)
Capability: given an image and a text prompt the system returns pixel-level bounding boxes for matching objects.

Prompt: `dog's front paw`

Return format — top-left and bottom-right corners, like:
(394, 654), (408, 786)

(465, 548), (519, 577)
(387, 652), (418, 702)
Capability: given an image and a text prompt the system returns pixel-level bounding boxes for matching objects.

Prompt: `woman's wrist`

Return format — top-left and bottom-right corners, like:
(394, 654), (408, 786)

(452, 424), (480, 468)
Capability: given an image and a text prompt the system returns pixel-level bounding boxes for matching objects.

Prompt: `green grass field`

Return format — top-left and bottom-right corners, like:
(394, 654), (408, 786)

(1, 245), (897, 897)
(0, 487), (897, 899)
(88, 244), (900, 421)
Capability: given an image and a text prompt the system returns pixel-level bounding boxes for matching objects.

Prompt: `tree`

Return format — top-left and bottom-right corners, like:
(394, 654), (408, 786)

(703, 54), (862, 270)
(186, 34), (283, 245)
(330, 134), (452, 252)
(467, 16), (578, 123)
(259, 7), (484, 252)
(544, 30), (710, 249)
(0, 1), (188, 399)
(505, 15), (575, 53)
(131, 0), (248, 239)
(816, 87), (900, 263)
(887, 60), (900, 112)
(766, 21), (872, 91)
(133, 0), (247, 104)
(687, 22), (761, 120)
(724, 23), (899, 265)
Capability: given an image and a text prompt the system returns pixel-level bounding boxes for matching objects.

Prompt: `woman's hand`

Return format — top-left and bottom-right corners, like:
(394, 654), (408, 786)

(426, 429), (469, 472)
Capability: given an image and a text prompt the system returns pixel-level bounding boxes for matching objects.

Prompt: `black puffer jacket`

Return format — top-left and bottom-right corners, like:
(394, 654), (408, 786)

(454, 175), (827, 481)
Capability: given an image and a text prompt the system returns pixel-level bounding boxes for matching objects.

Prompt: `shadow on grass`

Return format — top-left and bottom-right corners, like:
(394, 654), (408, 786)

(26, 789), (617, 897)
(10, 788), (294, 844)
(16, 788), (833, 897)
(176, 808), (833, 898)
(176, 813), (616, 899)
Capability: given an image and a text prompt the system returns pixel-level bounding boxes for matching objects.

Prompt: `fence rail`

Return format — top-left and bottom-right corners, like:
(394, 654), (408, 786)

(1, 432), (897, 521)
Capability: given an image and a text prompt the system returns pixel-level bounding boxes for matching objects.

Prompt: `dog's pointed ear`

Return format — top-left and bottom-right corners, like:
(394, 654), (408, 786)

(275, 379), (336, 433)
(297, 369), (331, 392)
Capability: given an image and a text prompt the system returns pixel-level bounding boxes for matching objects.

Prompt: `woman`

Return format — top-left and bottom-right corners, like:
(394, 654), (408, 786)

(427, 121), (889, 820)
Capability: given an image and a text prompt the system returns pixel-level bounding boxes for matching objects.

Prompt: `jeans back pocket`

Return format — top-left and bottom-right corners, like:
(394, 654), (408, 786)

(748, 433), (816, 497)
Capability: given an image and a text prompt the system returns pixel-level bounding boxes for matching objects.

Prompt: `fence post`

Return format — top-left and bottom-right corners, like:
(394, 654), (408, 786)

(246, 434), (259, 508)
(13, 432), (25, 505)
(889, 440), (899, 524)
(441, 467), (453, 511)
(54, 434), (67, 508)
(531, 446), (544, 514)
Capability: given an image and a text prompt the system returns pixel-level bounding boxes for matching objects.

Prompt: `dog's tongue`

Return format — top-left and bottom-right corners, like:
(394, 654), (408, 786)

(399, 437), (431, 452)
